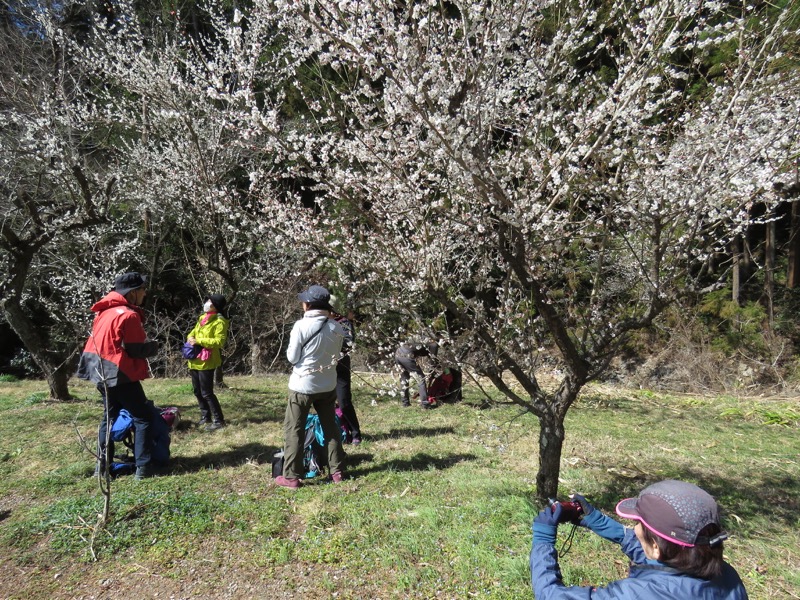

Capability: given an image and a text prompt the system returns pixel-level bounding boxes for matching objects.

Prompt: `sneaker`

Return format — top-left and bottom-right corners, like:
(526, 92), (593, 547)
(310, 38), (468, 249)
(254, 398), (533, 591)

(351, 436), (362, 445)
(402, 402), (411, 408)
(135, 465), (154, 480)
(206, 421), (225, 431)
(197, 418), (209, 426)
(331, 471), (344, 483)
(421, 402), (435, 410)
(275, 475), (301, 489)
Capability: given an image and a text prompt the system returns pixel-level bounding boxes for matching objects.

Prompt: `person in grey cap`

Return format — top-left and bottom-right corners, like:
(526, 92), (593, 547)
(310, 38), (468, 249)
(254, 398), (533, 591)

(77, 272), (161, 480)
(530, 479), (748, 599)
(276, 285), (347, 489)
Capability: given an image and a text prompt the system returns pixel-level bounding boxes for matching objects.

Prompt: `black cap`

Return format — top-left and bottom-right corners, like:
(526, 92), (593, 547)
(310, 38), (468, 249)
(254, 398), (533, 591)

(297, 285), (331, 304)
(113, 272), (147, 297)
(207, 293), (227, 312)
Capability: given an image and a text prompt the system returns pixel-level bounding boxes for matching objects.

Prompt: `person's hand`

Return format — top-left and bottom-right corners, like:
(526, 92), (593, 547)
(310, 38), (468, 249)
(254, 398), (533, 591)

(532, 502), (561, 545)
(188, 336), (196, 345)
(569, 493), (598, 528)
(569, 493), (595, 516)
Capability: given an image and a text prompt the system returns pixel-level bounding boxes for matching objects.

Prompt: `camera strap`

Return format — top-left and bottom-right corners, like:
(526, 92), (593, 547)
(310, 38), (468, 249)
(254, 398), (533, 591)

(557, 523), (579, 557)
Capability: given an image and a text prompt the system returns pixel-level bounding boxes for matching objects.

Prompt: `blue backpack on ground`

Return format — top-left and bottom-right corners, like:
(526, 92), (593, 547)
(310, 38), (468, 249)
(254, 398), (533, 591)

(109, 404), (175, 474)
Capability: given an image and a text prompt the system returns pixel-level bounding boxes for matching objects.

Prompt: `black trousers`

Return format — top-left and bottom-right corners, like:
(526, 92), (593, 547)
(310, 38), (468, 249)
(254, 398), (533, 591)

(190, 368), (225, 424)
(97, 381), (153, 468)
(336, 355), (361, 437)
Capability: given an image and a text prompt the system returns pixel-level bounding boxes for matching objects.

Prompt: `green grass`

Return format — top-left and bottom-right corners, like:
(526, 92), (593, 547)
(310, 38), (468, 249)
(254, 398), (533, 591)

(0, 375), (797, 598)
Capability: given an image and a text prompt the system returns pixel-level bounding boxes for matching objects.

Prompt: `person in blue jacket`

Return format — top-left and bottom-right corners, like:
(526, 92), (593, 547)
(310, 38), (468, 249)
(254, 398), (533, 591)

(531, 479), (748, 599)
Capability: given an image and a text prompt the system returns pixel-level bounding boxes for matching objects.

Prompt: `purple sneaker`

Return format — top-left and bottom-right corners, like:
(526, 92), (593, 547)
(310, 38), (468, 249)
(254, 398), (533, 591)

(275, 475), (301, 489)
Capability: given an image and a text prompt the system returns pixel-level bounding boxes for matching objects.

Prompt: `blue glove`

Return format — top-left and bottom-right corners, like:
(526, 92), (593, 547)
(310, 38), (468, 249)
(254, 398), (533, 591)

(532, 502), (561, 545)
(569, 493), (595, 516)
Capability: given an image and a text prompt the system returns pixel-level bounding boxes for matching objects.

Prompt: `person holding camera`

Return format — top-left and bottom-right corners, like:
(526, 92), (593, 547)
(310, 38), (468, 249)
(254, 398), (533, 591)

(531, 479), (748, 599)
(77, 272), (160, 480)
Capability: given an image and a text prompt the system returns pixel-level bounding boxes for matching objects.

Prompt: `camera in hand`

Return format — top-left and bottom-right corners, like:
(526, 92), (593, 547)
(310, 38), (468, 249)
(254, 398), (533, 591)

(548, 498), (584, 524)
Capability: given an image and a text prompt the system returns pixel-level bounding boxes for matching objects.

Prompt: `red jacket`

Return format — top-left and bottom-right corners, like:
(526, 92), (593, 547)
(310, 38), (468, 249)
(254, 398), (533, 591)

(77, 291), (158, 387)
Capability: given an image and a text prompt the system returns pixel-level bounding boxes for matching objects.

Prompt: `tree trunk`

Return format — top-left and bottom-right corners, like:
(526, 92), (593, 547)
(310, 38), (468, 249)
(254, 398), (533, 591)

(764, 217), (776, 330)
(44, 363), (73, 401)
(250, 340), (264, 375)
(2, 299), (74, 400)
(731, 236), (743, 305)
(788, 200), (800, 288)
(214, 364), (225, 387)
(536, 412), (565, 501)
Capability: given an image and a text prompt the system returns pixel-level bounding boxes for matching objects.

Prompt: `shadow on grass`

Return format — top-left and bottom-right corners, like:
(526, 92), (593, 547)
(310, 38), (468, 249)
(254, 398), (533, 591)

(169, 442), (277, 473)
(220, 386), (286, 424)
(581, 466), (800, 529)
(350, 451), (479, 477)
(368, 426), (456, 441)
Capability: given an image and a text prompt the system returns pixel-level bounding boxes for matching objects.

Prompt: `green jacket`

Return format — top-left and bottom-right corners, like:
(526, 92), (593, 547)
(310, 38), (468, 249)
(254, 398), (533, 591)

(186, 312), (229, 371)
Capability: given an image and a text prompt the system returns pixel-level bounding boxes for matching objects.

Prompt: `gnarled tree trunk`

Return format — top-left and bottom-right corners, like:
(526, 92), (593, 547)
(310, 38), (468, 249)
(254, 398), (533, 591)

(536, 411), (565, 501)
(2, 300), (74, 400)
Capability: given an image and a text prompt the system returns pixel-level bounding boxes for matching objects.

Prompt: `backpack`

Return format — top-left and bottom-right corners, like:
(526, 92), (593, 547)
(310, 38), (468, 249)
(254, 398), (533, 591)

(427, 367), (462, 404)
(271, 412), (347, 479)
(303, 413), (327, 477)
(110, 405), (178, 468)
(335, 406), (354, 444)
(181, 341), (202, 359)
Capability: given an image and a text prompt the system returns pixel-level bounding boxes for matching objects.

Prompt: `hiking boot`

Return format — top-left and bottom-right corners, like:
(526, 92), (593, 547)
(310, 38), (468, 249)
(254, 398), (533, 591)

(135, 465), (154, 480)
(330, 471), (344, 483)
(206, 421), (225, 431)
(275, 475), (301, 489)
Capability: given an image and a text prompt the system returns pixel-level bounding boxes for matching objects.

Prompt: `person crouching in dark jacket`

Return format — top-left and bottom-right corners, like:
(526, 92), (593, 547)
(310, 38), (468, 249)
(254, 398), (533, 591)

(394, 341), (438, 409)
(531, 479), (748, 599)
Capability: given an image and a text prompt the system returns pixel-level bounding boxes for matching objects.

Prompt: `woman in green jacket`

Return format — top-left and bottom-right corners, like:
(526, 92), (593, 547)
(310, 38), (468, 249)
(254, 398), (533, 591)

(187, 294), (229, 430)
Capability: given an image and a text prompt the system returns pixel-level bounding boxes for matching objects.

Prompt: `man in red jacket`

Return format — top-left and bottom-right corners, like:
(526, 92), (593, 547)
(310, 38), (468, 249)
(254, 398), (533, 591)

(77, 272), (160, 480)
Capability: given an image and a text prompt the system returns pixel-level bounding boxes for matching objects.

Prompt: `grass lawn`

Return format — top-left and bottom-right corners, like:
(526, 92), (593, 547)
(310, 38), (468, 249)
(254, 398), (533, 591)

(0, 374), (798, 599)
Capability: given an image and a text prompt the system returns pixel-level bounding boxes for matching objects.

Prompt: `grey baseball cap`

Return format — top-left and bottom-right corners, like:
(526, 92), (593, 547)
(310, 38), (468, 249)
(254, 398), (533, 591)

(297, 285), (331, 304)
(616, 480), (728, 547)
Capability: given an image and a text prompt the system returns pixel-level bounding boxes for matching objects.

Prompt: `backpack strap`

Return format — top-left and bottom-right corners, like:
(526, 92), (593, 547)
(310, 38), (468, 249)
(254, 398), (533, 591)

(290, 319), (329, 366)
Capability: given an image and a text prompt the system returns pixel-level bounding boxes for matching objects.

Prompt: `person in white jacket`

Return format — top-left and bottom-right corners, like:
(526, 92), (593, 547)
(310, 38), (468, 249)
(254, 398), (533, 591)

(276, 285), (347, 489)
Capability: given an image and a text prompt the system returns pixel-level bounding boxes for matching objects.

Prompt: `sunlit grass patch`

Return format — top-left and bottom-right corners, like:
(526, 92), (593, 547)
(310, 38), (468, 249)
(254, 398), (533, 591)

(0, 375), (797, 598)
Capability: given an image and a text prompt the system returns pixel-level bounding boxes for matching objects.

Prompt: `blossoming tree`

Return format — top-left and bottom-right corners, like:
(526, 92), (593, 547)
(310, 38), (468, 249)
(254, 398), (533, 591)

(78, 3), (321, 369)
(271, 0), (799, 497)
(0, 4), (140, 399)
(2, 0), (797, 498)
